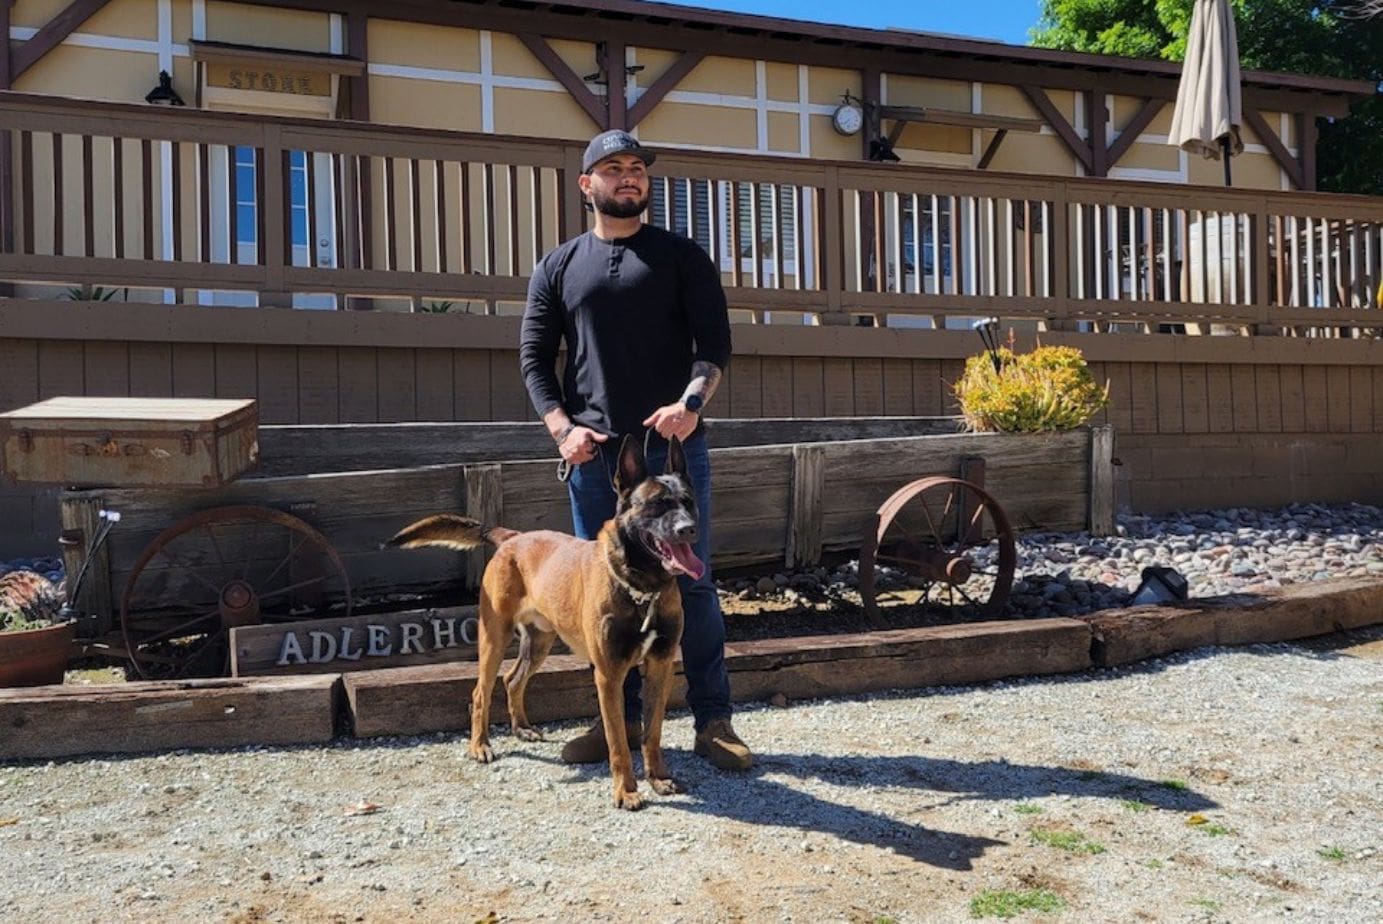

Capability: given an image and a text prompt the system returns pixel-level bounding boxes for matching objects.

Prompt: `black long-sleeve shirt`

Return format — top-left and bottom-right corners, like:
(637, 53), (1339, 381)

(519, 224), (732, 439)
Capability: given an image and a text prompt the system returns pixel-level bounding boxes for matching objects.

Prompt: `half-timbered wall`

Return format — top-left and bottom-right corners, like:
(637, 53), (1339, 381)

(8, 1), (1305, 189)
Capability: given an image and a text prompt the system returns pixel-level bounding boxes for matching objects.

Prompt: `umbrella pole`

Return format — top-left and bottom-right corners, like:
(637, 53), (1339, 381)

(1222, 136), (1232, 186)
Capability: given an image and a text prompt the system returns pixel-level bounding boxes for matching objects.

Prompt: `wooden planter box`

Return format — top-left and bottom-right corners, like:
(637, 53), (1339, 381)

(59, 418), (1113, 629)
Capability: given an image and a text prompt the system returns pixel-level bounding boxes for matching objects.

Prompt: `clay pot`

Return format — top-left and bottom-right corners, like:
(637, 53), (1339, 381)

(0, 621), (75, 687)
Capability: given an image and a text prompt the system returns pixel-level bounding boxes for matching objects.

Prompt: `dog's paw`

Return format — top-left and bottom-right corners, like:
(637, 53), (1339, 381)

(468, 742), (495, 763)
(513, 725), (544, 742)
(649, 777), (681, 796)
(614, 789), (646, 811)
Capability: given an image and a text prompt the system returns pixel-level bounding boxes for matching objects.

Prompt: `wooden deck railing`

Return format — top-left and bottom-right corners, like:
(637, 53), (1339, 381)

(2, 91), (1381, 333)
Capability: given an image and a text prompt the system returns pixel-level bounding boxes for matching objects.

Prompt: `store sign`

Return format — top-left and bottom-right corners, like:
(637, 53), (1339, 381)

(230, 606), (486, 677)
(207, 62), (330, 97)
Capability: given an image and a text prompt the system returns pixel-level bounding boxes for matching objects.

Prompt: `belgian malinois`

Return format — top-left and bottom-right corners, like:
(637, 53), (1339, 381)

(385, 435), (703, 810)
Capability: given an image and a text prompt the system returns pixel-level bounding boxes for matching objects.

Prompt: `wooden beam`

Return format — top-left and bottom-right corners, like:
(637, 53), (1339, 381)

(1242, 108), (1304, 190)
(11, 0), (114, 80)
(604, 40), (627, 130)
(1021, 86), (1093, 174)
(1087, 90), (1108, 177)
(346, 13), (369, 120)
(1105, 98), (1165, 168)
(517, 33), (606, 129)
(877, 105), (1042, 133)
(976, 129), (1008, 170)
(1298, 113), (1317, 191)
(861, 66), (882, 160)
(626, 50), (705, 128)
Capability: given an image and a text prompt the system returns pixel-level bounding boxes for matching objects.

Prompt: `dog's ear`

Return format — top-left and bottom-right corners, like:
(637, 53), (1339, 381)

(665, 435), (689, 482)
(614, 434), (648, 495)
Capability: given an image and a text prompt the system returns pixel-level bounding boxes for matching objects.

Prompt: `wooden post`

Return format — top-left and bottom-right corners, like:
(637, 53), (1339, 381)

(259, 124), (289, 307)
(785, 444), (824, 568)
(820, 165), (845, 323)
(463, 463), (502, 588)
(57, 496), (113, 636)
(1048, 182), (1074, 331)
(1088, 425), (1115, 536)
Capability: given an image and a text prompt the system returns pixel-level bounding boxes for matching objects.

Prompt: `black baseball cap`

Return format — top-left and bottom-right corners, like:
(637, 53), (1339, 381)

(582, 130), (656, 173)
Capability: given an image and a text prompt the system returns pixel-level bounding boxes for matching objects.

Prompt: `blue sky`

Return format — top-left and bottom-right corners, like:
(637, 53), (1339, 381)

(652, 0), (1048, 47)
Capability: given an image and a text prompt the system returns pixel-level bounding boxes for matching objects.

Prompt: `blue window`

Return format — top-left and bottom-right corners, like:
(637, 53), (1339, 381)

(233, 146), (310, 249)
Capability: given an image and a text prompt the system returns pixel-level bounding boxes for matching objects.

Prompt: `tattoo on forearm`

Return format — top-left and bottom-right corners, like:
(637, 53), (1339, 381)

(682, 361), (722, 405)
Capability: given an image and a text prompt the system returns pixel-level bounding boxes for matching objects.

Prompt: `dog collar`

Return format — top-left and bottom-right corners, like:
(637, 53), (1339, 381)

(606, 558), (659, 606)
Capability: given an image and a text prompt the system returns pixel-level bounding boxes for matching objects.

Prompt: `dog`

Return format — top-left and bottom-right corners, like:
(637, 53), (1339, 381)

(385, 434), (703, 810)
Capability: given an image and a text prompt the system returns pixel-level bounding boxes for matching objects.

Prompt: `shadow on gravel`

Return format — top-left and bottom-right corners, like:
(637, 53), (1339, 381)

(532, 749), (1217, 870)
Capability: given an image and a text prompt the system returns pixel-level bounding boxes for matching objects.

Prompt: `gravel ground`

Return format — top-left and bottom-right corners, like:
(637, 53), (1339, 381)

(3, 627), (1381, 923)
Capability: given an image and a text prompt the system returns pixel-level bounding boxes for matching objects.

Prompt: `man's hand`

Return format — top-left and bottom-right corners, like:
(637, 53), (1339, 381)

(643, 402), (699, 442)
(559, 425), (608, 465)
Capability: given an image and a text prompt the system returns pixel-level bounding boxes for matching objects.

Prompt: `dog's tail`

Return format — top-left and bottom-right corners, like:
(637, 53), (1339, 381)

(384, 514), (518, 551)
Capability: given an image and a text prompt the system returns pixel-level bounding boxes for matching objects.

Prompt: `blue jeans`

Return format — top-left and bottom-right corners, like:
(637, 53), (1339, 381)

(567, 432), (731, 732)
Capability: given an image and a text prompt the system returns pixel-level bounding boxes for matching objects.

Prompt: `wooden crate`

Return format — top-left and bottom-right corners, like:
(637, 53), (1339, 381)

(0, 396), (258, 488)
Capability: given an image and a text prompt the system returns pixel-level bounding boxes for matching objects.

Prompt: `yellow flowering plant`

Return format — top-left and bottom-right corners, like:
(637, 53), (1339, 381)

(953, 340), (1108, 433)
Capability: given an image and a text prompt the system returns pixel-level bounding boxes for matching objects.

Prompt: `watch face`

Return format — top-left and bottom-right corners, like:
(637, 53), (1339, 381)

(684, 394), (703, 412)
(832, 104), (863, 136)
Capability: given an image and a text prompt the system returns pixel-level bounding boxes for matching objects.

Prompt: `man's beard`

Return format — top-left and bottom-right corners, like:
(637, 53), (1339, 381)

(592, 187), (649, 219)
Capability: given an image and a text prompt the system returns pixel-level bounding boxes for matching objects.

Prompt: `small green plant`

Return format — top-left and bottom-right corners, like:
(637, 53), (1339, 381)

(1159, 779), (1189, 791)
(62, 285), (121, 301)
(969, 888), (1065, 919)
(1198, 823), (1232, 837)
(953, 338), (1108, 433)
(1030, 827), (1106, 855)
(1142, 858), (1165, 870)
(1013, 802), (1044, 815)
(1316, 846), (1348, 862)
(418, 300), (455, 313)
(1190, 897), (1222, 911)
(1120, 799), (1154, 813)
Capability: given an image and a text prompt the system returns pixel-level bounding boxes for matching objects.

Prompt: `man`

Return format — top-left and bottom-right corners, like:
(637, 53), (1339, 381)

(519, 129), (751, 772)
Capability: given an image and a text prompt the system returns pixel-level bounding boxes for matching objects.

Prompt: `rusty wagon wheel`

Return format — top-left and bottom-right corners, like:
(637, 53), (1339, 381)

(858, 476), (1016, 627)
(120, 505), (352, 680)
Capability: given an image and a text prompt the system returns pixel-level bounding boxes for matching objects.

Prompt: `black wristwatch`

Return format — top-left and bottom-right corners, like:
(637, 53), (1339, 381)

(683, 393), (703, 413)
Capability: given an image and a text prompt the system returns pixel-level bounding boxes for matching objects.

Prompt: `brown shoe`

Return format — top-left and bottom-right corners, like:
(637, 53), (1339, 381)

(693, 718), (753, 771)
(560, 720), (642, 765)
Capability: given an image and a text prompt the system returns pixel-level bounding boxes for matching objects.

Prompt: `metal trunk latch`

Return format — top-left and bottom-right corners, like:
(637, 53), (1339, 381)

(180, 431), (196, 455)
(17, 428), (33, 452)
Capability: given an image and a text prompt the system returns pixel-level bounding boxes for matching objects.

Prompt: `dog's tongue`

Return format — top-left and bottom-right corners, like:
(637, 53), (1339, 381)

(664, 542), (705, 580)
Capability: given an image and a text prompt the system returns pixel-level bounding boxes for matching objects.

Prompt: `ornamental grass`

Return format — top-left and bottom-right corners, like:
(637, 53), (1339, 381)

(954, 342), (1108, 433)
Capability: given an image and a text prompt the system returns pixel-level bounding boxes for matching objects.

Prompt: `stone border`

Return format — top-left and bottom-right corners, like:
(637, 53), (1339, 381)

(1, 578), (1378, 761)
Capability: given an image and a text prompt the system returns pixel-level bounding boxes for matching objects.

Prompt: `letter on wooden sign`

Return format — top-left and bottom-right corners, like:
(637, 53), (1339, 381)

(338, 626), (364, 660)
(366, 624), (392, 656)
(431, 617), (457, 649)
(309, 630), (338, 663)
(399, 622), (424, 655)
(460, 617), (479, 645)
(276, 631), (306, 666)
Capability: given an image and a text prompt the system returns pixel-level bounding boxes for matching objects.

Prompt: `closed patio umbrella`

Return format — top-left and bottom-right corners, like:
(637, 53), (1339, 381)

(1168, 0), (1243, 185)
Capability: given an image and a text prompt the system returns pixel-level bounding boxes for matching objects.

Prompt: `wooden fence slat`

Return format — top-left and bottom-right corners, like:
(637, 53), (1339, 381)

(785, 444), (823, 568)
(464, 462), (502, 589)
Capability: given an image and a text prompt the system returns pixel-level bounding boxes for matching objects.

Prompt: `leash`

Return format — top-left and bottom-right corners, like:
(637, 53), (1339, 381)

(556, 427), (663, 483)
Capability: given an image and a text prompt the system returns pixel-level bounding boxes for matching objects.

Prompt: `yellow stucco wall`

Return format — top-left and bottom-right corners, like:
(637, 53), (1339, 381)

(370, 20), (481, 72)
(204, 2), (331, 52)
